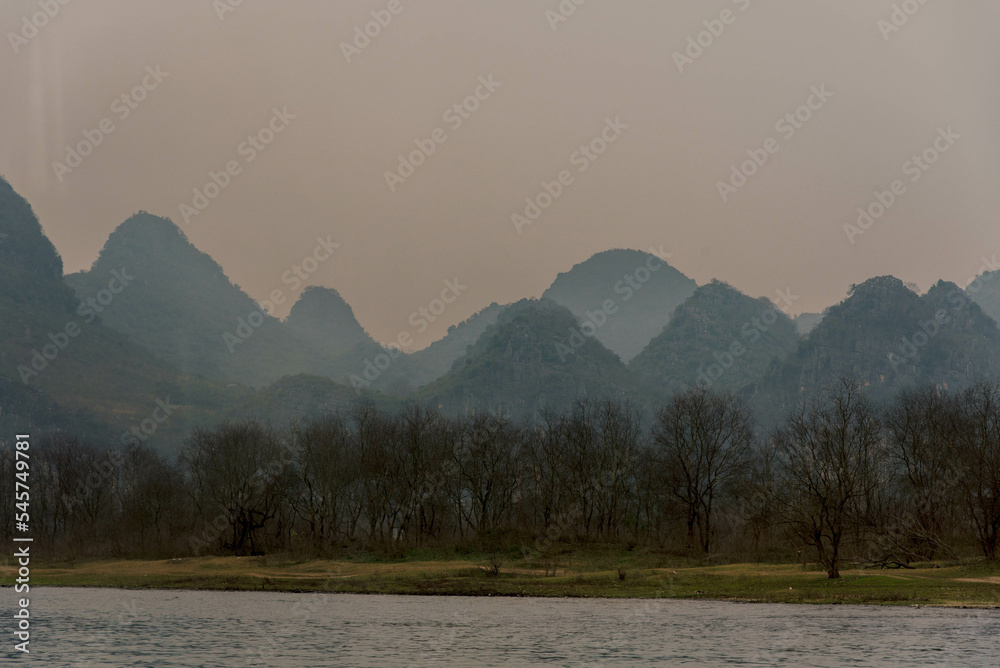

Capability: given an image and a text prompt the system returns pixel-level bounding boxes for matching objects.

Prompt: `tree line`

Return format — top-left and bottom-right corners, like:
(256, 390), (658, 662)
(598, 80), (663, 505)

(2, 378), (999, 579)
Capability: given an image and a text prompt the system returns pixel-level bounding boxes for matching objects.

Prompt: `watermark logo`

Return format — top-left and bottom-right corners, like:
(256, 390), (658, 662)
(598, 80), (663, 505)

(179, 107), (295, 224)
(52, 66), (169, 183)
(845, 126), (959, 244)
(385, 75), (502, 192)
(223, 235), (340, 353)
(556, 249), (672, 362)
(717, 85), (833, 203)
(545, 0), (591, 32)
(673, 0), (753, 74)
(878, 0), (935, 41)
(887, 256), (1000, 372)
(214, 0), (249, 22)
(7, 0), (73, 55)
(120, 398), (181, 445)
(340, 0), (412, 64)
(350, 278), (468, 390)
(17, 269), (134, 384)
(512, 117), (628, 234)
(691, 288), (800, 390)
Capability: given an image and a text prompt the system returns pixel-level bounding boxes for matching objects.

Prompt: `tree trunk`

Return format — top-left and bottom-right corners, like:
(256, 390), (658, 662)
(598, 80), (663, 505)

(828, 542), (840, 579)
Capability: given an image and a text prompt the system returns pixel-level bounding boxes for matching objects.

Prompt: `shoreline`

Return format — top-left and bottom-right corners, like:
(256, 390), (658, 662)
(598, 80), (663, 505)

(11, 584), (1000, 610)
(4, 556), (999, 608)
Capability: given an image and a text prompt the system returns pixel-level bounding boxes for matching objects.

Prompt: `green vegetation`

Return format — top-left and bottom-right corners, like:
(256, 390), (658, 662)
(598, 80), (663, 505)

(8, 383), (1000, 587)
(0, 180), (242, 447)
(6, 551), (998, 607)
(9, 176), (1000, 450)
(629, 279), (799, 394)
(65, 212), (327, 388)
(542, 248), (698, 362)
(763, 276), (1000, 415)
(408, 302), (506, 387)
(968, 270), (1000, 324)
(418, 299), (663, 416)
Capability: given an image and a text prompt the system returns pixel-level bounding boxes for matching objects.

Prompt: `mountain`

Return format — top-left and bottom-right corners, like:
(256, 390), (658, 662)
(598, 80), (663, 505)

(0, 374), (112, 444)
(407, 302), (507, 387)
(285, 286), (378, 356)
(228, 374), (389, 425)
(629, 280), (799, 394)
(756, 276), (1000, 417)
(0, 178), (233, 448)
(968, 271), (1000, 325)
(793, 312), (824, 336)
(282, 285), (426, 394)
(14, 175), (1000, 445)
(65, 214), (434, 397)
(542, 249), (697, 362)
(917, 280), (1000, 386)
(419, 299), (659, 417)
(0, 178), (74, 310)
(64, 212), (316, 387)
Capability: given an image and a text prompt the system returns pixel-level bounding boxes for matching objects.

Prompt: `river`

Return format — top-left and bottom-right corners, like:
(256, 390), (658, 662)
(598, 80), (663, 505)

(3, 588), (997, 666)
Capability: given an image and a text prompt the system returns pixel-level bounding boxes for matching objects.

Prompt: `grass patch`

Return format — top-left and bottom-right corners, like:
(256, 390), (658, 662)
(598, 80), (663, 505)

(3, 550), (998, 607)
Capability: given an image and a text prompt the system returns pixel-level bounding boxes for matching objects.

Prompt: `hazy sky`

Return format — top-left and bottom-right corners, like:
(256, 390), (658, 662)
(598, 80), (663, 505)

(3, 0), (999, 348)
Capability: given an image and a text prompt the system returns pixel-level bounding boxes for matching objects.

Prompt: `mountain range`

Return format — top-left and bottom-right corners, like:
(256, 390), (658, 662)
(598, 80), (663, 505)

(4, 176), (1000, 452)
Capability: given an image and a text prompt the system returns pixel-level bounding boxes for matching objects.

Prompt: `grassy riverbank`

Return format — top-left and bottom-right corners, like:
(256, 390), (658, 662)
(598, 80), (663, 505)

(4, 549), (999, 607)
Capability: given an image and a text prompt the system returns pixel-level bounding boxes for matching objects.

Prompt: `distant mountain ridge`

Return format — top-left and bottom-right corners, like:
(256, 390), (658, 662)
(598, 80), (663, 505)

(968, 270), (1000, 325)
(6, 178), (1000, 449)
(65, 212), (308, 386)
(285, 286), (380, 356)
(64, 214), (416, 392)
(408, 302), (507, 387)
(0, 179), (232, 448)
(754, 276), (1000, 419)
(793, 312), (824, 336)
(542, 249), (697, 361)
(419, 299), (661, 417)
(629, 280), (799, 395)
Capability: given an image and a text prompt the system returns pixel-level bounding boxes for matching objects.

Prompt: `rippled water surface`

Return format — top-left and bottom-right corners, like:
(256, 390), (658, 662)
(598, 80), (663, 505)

(3, 588), (998, 666)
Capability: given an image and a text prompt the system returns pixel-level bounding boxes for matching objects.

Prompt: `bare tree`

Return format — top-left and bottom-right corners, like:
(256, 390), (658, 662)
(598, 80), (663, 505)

(652, 388), (756, 553)
(115, 445), (183, 556)
(952, 382), (1000, 560)
(44, 436), (114, 554)
(735, 442), (779, 559)
(526, 409), (574, 535)
(290, 413), (355, 551)
(772, 379), (884, 578)
(558, 400), (638, 540)
(394, 404), (454, 545)
(351, 403), (394, 544)
(590, 400), (642, 539)
(17, 389), (1000, 564)
(454, 413), (525, 536)
(883, 387), (960, 560)
(180, 420), (289, 555)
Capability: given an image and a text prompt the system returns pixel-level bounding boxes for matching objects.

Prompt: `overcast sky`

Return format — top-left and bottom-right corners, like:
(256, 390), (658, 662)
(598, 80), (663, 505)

(3, 0), (998, 348)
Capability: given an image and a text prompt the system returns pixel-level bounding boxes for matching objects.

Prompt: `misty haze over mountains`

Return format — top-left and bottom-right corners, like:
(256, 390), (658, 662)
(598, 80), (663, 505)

(4, 176), (1000, 452)
(4, 1), (1000, 349)
(6, 2), (1000, 663)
